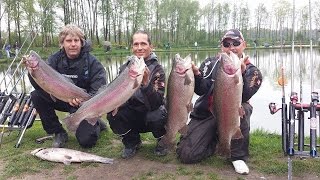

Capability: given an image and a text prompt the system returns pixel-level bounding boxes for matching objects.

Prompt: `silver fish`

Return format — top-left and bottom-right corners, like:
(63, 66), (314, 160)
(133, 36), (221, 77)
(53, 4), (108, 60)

(31, 147), (114, 165)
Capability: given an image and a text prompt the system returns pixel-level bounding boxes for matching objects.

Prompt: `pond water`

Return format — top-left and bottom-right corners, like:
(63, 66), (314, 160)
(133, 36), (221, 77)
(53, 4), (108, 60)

(1, 47), (320, 135)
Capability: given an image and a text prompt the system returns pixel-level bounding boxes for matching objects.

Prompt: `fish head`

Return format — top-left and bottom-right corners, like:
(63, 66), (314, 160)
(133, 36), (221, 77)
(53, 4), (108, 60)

(23, 50), (41, 70)
(128, 55), (146, 79)
(173, 54), (192, 76)
(31, 147), (45, 155)
(220, 52), (241, 75)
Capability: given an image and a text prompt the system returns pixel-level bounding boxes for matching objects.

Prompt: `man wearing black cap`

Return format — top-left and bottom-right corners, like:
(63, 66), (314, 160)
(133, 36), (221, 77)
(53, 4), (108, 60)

(176, 29), (262, 175)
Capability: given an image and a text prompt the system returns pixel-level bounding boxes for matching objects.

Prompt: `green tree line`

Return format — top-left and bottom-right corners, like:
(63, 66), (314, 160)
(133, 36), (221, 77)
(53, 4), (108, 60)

(0, 0), (320, 50)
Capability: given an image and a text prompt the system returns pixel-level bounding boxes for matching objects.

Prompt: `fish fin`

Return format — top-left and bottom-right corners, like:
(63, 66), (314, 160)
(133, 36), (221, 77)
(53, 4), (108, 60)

(133, 79), (139, 89)
(101, 158), (114, 164)
(232, 128), (244, 140)
(50, 94), (57, 102)
(184, 74), (192, 85)
(178, 125), (188, 136)
(239, 106), (245, 118)
(63, 159), (72, 165)
(233, 74), (240, 84)
(63, 76), (75, 84)
(158, 135), (175, 151)
(112, 108), (119, 116)
(187, 102), (193, 112)
(64, 155), (72, 160)
(215, 142), (231, 158)
(86, 118), (99, 126)
(208, 95), (214, 114)
(64, 114), (77, 133)
(142, 67), (150, 86)
(96, 85), (108, 94)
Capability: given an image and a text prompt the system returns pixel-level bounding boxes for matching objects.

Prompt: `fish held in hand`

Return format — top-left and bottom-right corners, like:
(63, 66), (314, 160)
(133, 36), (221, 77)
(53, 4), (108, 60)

(64, 55), (148, 133)
(22, 50), (91, 103)
(159, 54), (194, 150)
(213, 52), (244, 157)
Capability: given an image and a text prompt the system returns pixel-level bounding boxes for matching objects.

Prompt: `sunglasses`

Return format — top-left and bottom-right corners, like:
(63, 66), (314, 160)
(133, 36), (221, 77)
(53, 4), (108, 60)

(222, 41), (241, 48)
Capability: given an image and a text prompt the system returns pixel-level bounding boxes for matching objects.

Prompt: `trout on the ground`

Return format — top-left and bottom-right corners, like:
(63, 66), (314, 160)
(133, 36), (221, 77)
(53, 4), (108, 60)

(64, 55), (148, 133)
(213, 52), (244, 157)
(23, 50), (91, 103)
(31, 147), (114, 165)
(159, 54), (194, 150)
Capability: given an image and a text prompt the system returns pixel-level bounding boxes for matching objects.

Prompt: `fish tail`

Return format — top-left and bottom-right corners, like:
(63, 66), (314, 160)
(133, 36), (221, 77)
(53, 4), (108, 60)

(100, 158), (114, 164)
(232, 128), (244, 140)
(63, 114), (77, 133)
(159, 134), (175, 151)
(216, 141), (231, 158)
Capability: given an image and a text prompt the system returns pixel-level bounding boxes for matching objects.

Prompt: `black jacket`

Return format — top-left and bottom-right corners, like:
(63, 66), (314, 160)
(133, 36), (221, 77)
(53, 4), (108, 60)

(190, 54), (262, 120)
(29, 42), (107, 96)
(118, 52), (166, 112)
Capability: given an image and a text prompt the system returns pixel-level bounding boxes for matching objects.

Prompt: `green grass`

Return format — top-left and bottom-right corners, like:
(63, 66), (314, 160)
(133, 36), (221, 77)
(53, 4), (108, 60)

(0, 122), (320, 179)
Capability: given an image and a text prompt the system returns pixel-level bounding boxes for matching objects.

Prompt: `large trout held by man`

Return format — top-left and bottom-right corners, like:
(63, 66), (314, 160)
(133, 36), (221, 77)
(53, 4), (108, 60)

(158, 54), (194, 150)
(64, 55), (148, 133)
(23, 50), (91, 103)
(213, 52), (244, 157)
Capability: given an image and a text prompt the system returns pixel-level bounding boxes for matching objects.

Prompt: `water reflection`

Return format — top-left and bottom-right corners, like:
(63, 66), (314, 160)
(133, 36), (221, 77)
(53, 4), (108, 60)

(1, 48), (320, 134)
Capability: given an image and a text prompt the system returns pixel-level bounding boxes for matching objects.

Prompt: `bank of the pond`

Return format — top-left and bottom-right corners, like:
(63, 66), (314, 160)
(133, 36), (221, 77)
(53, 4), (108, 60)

(0, 121), (319, 180)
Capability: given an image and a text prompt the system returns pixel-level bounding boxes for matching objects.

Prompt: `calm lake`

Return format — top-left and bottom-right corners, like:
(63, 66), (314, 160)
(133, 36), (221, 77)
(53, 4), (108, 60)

(1, 47), (320, 135)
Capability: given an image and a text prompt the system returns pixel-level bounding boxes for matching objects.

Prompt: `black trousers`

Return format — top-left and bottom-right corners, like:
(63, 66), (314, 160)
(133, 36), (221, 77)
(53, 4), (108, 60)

(176, 102), (252, 163)
(107, 104), (166, 148)
(30, 89), (100, 148)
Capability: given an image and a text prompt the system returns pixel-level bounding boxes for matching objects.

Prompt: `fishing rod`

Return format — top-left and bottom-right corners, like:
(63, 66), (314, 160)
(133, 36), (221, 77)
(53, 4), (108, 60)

(16, 96), (32, 126)
(7, 92), (25, 126)
(287, 1), (296, 179)
(0, 93), (19, 124)
(297, 42), (304, 152)
(308, 0), (317, 158)
(15, 107), (37, 148)
(287, 0), (296, 157)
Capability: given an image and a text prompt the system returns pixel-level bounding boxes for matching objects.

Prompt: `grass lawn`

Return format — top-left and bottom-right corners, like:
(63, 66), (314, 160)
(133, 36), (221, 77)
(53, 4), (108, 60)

(0, 120), (320, 179)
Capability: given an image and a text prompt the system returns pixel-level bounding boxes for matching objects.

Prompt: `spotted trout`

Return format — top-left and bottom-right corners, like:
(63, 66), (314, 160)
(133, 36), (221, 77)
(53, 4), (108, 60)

(159, 54), (194, 150)
(213, 52), (244, 157)
(31, 147), (114, 165)
(64, 55), (148, 133)
(23, 50), (91, 103)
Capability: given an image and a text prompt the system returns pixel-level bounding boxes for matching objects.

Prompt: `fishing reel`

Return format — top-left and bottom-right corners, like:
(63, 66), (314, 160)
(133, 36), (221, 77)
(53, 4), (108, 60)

(268, 102), (281, 114)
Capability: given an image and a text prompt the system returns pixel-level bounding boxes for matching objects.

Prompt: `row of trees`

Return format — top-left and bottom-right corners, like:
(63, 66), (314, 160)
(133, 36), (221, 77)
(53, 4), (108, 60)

(0, 0), (320, 49)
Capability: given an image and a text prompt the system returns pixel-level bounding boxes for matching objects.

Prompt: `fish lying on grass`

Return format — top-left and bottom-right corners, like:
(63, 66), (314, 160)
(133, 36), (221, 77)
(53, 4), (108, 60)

(213, 52), (244, 157)
(64, 55), (148, 133)
(31, 147), (114, 165)
(159, 54), (194, 150)
(22, 50), (91, 103)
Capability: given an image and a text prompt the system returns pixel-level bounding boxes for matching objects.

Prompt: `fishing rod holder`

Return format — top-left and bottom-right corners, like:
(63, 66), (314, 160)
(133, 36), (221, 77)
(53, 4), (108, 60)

(269, 91), (320, 158)
(0, 93), (37, 148)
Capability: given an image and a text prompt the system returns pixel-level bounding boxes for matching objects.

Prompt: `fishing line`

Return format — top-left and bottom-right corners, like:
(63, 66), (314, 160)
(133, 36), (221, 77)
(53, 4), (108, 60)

(0, 0), (55, 93)
(309, 0), (314, 93)
(203, 54), (220, 79)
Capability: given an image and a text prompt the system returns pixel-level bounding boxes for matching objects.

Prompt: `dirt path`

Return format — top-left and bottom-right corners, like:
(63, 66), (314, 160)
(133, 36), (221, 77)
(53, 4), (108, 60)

(6, 154), (319, 180)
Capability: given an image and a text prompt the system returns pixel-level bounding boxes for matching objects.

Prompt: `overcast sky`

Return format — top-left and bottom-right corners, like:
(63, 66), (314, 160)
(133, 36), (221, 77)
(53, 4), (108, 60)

(197, 0), (310, 10)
